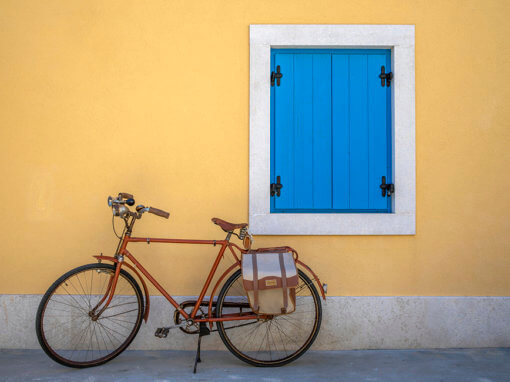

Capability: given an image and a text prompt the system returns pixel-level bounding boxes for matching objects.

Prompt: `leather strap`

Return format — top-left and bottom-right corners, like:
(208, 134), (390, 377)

(252, 254), (259, 313)
(279, 252), (288, 314)
(248, 246), (292, 253)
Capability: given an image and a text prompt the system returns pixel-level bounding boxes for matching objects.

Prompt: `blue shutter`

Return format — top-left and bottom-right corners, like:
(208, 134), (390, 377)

(271, 49), (391, 213)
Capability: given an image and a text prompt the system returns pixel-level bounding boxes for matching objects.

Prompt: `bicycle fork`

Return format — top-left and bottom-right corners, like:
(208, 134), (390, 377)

(89, 260), (123, 320)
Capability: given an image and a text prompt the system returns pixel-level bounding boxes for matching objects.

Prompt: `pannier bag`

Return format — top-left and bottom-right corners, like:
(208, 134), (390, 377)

(242, 248), (298, 315)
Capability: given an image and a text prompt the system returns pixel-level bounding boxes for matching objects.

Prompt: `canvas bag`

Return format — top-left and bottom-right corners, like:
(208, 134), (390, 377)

(242, 248), (298, 315)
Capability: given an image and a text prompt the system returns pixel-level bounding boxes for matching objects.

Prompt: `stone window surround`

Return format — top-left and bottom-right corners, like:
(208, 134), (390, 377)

(249, 24), (415, 235)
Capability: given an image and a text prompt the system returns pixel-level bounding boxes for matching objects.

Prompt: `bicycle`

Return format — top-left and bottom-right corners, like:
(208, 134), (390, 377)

(36, 193), (326, 372)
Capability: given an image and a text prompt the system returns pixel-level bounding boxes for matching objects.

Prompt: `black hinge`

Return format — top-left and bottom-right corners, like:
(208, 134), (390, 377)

(270, 176), (283, 197)
(379, 66), (393, 87)
(380, 176), (394, 197)
(271, 65), (283, 87)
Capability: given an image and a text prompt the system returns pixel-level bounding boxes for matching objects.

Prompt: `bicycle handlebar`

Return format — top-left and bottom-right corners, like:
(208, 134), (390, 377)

(148, 207), (170, 219)
(109, 193), (170, 220)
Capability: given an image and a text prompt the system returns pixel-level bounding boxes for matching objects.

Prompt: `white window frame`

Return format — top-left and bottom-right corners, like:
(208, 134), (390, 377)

(249, 24), (415, 235)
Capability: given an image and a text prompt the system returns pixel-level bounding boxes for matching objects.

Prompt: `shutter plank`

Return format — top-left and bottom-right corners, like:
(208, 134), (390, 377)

(332, 54), (349, 209)
(293, 54), (313, 209)
(274, 54), (295, 210)
(312, 54), (332, 209)
(349, 54), (369, 209)
(368, 54), (389, 210)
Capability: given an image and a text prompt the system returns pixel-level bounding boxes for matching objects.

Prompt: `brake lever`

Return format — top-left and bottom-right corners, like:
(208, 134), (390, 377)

(135, 205), (151, 218)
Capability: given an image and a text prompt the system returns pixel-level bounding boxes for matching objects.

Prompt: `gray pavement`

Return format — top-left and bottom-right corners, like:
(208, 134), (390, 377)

(0, 348), (509, 381)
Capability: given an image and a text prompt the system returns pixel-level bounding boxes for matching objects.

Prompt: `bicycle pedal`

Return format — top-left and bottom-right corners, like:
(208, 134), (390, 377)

(154, 327), (170, 338)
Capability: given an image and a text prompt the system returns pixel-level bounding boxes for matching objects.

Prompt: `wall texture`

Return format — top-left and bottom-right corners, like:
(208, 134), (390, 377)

(1, 0), (509, 302)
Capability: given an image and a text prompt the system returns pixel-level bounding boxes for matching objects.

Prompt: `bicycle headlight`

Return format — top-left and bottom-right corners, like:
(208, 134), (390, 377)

(112, 204), (129, 217)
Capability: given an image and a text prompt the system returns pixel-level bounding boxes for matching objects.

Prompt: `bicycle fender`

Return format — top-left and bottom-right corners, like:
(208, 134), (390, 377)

(295, 259), (326, 300)
(93, 255), (151, 323)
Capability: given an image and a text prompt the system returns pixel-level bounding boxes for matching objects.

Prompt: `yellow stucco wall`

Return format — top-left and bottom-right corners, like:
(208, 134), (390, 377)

(1, 0), (509, 296)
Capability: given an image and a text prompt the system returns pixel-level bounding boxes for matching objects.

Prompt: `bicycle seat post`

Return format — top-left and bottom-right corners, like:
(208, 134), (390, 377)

(225, 232), (232, 242)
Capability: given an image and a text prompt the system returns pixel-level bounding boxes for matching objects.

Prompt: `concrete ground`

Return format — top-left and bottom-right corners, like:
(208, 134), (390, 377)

(1, 348), (509, 381)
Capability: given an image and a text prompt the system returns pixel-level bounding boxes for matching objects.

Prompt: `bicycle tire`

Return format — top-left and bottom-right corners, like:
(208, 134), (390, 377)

(36, 263), (144, 368)
(216, 269), (322, 367)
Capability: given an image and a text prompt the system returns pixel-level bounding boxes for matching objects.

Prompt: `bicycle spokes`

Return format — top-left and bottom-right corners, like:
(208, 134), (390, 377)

(37, 264), (144, 367)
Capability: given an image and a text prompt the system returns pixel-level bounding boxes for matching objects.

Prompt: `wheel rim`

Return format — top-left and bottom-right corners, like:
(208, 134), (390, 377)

(217, 270), (320, 364)
(39, 265), (143, 366)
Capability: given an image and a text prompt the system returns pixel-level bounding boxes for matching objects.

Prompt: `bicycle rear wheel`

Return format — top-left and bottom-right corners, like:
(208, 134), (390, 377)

(36, 263), (144, 368)
(216, 269), (322, 367)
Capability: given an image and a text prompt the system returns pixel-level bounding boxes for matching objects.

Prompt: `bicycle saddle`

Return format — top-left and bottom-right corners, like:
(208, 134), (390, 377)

(211, 217), (248, 232)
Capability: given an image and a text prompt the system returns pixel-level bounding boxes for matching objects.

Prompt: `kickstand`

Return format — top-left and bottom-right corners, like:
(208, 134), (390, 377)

(193, 323), (210, 374)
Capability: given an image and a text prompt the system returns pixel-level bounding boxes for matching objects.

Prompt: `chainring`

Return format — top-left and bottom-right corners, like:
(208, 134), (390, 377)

(173, 302), (205, 334)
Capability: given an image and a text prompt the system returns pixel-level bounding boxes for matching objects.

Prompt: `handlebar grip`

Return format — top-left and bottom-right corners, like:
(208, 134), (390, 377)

(149, 207), (170, 219)
(119, 192), (134, 199)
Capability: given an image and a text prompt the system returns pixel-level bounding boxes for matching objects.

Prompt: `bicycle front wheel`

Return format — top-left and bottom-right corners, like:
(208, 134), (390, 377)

(216, 269), (322, 367)
(36, 263), (144, 368)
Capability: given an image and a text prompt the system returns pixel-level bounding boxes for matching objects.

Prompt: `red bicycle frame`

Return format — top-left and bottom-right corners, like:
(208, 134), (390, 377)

(93, 232), (326, 326)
